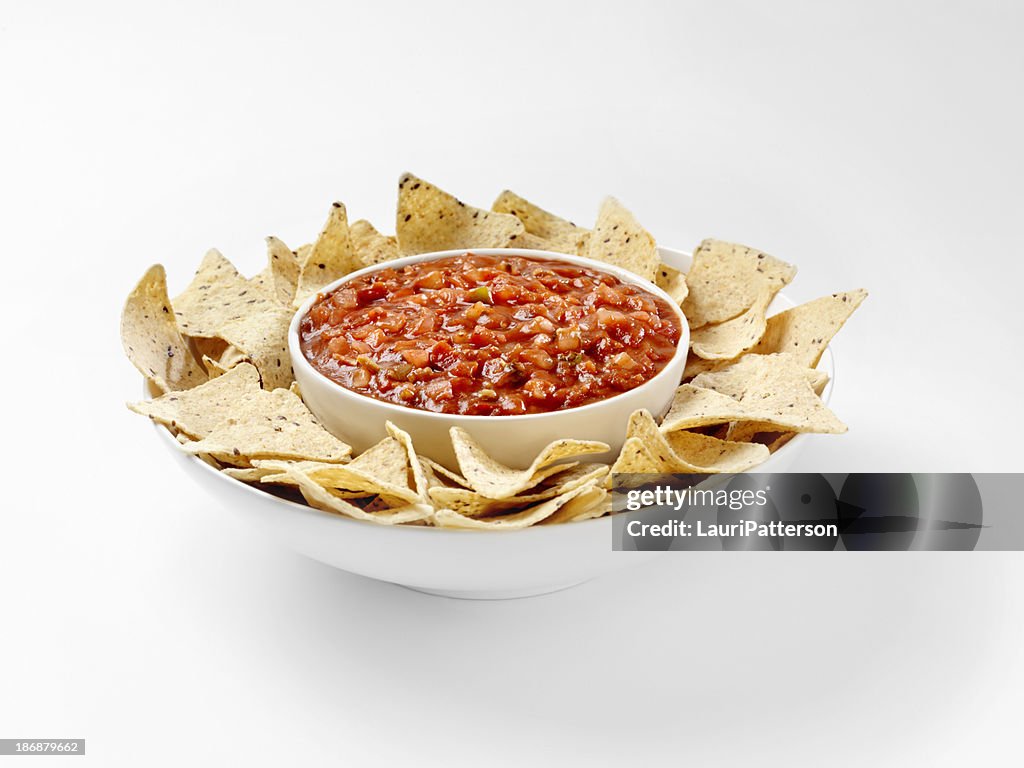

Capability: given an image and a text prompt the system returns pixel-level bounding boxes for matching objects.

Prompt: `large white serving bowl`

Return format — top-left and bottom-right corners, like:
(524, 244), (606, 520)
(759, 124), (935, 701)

(289, 248), (690, 468)
(157, 247), (835, 599)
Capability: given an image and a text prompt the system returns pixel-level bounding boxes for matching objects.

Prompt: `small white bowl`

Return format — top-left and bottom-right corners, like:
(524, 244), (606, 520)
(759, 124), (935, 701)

(289, 248), (690, 468)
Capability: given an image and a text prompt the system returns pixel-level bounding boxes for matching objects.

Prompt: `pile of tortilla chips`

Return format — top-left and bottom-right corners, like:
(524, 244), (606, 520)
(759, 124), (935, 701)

(122, 172), (866, 528)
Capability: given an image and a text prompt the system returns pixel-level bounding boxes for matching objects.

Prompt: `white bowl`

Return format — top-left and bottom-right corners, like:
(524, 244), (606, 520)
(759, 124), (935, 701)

(156, 247), (835, 599)
(289, 248), (690, 468)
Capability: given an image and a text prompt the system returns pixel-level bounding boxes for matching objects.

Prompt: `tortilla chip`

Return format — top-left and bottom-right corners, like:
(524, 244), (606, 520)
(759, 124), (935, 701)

(225, 461), (345, 487)
(281, 466), (433, 525)
(656, 262), (688, 305)
(221, 466), (267, 483)
(434, 482), (601, 530)
(396, 173), (525, 255)
(128, 362), (262, 439)
(685, 352), (828, 387)
(121, 265), (209, 393)
(662, 355), (846, 434)
(350, 219), (400, 268)
(194, 337), (249, 378)
(763, 432), (797, 453)
(450, 426), (608, 499)
(491, 190), (590, 255)
(689, 281), (773, 360)
(215, 305), (293, 390)
(748, 289), (868, 367)
(251, 236), (300, 305)
(427, 463), (609, 517)
(683, 352), (719, 381)
(172, 249), (278, 337)
(201, 346), (249, 378)
(543, 485), (611, 524)
(417, 456), (448, 492)
(294, 202), (357, 304)
(264, 437), (421, 506)
(231, 460), (373, 498)
(659, 386), (792, 432)
(682, 239), (796, 329)
(612, 410), (769, 474)
(722, 369), (828, 443)
(513, 233), (559, 251)
(585, 197), (658, 281)
(170, 248), (292, 388)
(178, 388), (351, 465)
(385, 421), (429, 499)
(421, 457), (473, 488)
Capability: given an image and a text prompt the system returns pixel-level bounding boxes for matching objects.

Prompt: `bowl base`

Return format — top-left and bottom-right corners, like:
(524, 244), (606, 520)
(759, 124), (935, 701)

(401, 580), (587, 600)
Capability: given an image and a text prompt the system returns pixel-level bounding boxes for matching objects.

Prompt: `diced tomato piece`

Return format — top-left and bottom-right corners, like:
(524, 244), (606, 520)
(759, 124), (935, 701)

(401, 348), (430, 367)
(519, 348), (555, 371)
(356, 282), (387, 304)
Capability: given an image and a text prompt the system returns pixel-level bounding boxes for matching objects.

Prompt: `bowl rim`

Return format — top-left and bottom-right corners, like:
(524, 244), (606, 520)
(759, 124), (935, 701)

(154, 245), (836, 534)
(287, 247), (691, 423)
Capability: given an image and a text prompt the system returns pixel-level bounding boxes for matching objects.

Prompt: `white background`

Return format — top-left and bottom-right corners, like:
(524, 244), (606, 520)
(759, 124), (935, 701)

(2, 1), (1022, 765)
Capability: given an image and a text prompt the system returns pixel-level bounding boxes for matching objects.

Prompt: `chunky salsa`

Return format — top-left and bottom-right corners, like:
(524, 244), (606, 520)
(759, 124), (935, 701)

(300, 253), (682, 416)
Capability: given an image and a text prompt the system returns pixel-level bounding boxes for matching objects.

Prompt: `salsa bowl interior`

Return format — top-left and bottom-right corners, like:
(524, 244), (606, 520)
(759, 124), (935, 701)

(288, 248), (692, 467)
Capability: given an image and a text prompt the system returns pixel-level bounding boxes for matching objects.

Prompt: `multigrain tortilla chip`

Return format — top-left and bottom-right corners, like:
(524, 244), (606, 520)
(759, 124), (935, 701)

(216, 306), (293, 390)
(128, 362), (262, 439)
(385, 421), (429, 499)
(178, 388), (351, 465)
(661, 355), (846, 434)
(223, 460), (368, 496)
(421, 456), (472, 488)
(682, 352), (719, 381)
(656, 263), (689, 305)
(684, 352), (828, 388)
(693, 354), (814, 400)
(396, 173), (525, 255)
(201, 344), (249, 378)
(418, 456), (448, 492)
(427, 463), (609, 517)
(350, 219), (400, 268)
(660, 386), (797, 433)
(262, 437), (421, 505)
(120, 265), (208, 393)
(450, 426), (608, 498)
(221, 466), (268, 483)
(491, 190), (590, 255)
(170, 248), (293, 388)
(585, 197), (659, 281)
(747, 289), (868, 367)
(689, 281), (773, 360)
(236, 460), (373, 498)
(281, 466), (433, 524)
(723, 366), (829, 443)
(762, 432), (797, 453)
(194, 337), (249, 376)
(516, 232), (566, 251)
(542, 485), (611, 524)
(251, 236), (300, 305)
(682, 239), (796, 329)
(295, 202), (357, 304)
(433, 481), (601, 530)
(610, 410), (769, 474)
(172, 249), (278, 336)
